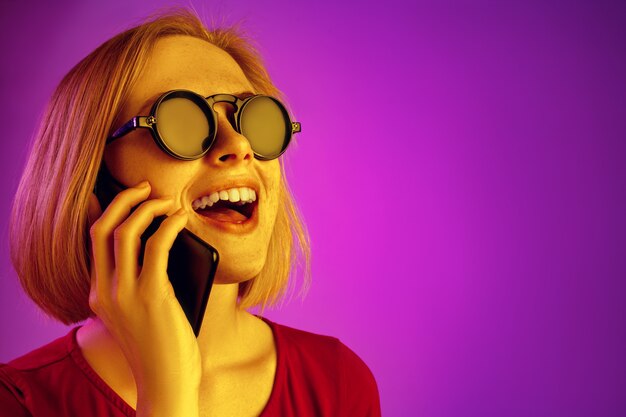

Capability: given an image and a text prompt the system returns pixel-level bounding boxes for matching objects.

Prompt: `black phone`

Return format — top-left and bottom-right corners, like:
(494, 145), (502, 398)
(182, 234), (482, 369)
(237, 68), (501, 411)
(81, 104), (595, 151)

(93, 164), (219, 337)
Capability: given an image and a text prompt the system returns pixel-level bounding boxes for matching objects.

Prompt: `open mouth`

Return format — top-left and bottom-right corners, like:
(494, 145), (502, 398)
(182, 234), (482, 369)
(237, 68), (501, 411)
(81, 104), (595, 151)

(192, 187), (257, 224)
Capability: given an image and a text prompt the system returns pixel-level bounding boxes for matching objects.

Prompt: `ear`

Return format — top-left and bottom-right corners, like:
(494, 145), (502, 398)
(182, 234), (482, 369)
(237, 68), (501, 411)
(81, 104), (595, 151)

(87, 192), (103, 229)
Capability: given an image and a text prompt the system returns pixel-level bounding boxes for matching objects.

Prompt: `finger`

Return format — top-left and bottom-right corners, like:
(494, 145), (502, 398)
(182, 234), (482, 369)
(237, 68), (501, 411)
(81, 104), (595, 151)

(98, 181), (152, 226)
(113, 197), (176, 291)
(140, 208), (189, 288)
(89, 181), (151, 304)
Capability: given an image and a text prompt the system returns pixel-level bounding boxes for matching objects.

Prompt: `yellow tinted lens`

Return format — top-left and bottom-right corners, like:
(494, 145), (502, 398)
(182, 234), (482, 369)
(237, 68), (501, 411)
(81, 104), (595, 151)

(240, 97), (288, 158)
(156, 97), (210, 157)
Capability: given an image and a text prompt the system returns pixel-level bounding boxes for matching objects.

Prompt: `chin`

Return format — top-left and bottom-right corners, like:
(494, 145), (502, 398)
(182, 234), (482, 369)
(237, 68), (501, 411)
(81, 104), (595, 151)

(211, 260), (265, 285)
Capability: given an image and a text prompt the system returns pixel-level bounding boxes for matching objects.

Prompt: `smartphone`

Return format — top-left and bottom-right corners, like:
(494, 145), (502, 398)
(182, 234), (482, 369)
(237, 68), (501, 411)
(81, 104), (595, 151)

(93, 164), (219, 337)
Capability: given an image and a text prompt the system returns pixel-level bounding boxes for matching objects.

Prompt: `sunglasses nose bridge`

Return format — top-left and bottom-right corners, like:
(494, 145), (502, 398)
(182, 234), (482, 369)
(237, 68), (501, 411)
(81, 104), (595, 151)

(211, 102), (238, 131)
(204, 106), (253, 164)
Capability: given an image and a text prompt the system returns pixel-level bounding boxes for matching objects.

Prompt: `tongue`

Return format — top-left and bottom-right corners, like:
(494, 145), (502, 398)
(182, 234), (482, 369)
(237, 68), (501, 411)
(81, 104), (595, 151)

(197, 207), (248, 223)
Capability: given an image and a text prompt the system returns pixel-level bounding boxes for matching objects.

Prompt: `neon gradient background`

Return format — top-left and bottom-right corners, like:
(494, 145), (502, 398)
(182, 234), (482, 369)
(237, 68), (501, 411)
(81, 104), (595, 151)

(1, 1), (625, 416)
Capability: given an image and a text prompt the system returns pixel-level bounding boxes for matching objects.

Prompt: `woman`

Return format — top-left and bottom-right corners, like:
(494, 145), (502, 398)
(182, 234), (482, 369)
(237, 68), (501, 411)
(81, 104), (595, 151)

(0, 9), (380, 417)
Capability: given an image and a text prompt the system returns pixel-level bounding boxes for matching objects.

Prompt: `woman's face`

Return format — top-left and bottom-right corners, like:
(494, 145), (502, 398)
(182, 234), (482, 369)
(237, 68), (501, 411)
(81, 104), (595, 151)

(104, 35), (281, 284)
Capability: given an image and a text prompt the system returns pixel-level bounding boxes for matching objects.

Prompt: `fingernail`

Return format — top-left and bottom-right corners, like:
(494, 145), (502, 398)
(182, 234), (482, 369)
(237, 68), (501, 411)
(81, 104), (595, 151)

(175, 208), (187, 216)
(137, 180), (150, 188)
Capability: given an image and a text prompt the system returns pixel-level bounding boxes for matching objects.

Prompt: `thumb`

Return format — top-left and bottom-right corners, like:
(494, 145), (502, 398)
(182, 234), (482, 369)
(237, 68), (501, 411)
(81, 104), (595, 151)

(87, 192), (103, 229)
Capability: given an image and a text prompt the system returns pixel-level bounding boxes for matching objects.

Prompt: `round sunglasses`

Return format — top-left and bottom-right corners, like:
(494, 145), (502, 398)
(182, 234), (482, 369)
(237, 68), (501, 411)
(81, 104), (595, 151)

(107, 90), (301, 161)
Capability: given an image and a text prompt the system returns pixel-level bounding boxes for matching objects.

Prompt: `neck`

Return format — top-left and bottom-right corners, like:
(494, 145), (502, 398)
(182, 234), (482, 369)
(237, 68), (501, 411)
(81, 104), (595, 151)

(76, 281), (276, 410)
(196, 283), (252, 362)
(78, 282), (251, 373)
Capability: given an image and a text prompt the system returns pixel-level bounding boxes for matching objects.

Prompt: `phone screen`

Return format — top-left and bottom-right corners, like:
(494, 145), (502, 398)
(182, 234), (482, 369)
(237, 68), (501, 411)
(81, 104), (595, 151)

(93, 164), (219, 336)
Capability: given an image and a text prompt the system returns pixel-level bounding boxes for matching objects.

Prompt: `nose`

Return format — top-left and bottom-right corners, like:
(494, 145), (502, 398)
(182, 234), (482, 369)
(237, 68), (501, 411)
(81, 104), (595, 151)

(204, 102), (253, 165)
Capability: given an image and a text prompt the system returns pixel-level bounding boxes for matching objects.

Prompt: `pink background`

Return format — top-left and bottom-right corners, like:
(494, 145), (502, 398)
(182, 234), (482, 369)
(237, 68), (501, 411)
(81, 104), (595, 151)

(1, 1), (625, 416)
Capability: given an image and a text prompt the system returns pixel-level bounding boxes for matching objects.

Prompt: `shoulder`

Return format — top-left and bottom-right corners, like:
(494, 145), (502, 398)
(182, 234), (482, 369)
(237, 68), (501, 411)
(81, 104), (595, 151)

(1, 328), (75, 391)
(262, 318), (381, 416)
(266, 318), (376, 378)
(0, 364), (31, 417)
(264, 318), (345, 378)
(268, 319), (341, 357)
(5, 329), (75, 372)
(0, 328), (88, 416)
(335, 341), (381, 416)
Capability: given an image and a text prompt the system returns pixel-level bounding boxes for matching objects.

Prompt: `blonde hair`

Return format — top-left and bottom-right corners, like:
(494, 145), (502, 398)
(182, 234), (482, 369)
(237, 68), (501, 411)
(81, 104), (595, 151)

(9, 9), (310, 324)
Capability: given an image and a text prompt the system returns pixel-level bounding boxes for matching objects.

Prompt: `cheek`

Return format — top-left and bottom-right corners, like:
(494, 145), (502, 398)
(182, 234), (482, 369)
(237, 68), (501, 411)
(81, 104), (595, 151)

(104, 132), (164, 180)
(104, 133), (196, 194)
(260, 161), (282, 221)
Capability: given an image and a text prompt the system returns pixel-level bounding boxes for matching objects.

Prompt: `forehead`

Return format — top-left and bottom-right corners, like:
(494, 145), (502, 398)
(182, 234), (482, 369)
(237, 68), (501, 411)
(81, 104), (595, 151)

(126, 35), (254, 113)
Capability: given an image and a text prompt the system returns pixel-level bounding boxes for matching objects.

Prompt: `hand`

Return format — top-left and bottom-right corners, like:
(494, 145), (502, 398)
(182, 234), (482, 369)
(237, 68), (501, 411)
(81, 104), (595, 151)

(87, 181), (200, 417)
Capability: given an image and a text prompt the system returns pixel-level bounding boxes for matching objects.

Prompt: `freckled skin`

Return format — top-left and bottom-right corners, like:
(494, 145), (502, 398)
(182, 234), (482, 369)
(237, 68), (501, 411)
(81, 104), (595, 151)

(79, 35), (280, 416)
(104, 35), (281, 285)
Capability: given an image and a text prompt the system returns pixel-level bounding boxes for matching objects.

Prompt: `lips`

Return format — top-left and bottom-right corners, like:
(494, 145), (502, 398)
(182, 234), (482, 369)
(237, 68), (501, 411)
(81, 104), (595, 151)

(193, 187), (257, 223)
(192, 197), (259, 234)
(189, 178), (260, 232)
(195, 199), (256, 223)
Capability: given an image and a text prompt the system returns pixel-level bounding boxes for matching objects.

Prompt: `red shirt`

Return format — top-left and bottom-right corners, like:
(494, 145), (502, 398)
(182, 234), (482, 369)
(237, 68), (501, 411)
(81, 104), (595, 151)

(0, 318), (381, 416)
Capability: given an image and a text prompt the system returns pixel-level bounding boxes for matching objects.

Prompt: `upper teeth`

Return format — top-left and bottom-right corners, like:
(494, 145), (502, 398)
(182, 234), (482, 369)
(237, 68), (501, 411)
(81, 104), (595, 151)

(192, 187), (257, 210)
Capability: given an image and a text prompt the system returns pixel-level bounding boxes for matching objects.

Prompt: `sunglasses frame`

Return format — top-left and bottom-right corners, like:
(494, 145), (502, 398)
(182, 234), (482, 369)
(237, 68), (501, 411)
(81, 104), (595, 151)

(107, 89), (301, 161)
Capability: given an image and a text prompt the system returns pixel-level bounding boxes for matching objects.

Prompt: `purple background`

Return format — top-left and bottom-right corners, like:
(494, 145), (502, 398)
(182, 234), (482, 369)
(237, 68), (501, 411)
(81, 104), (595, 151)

(1, 1), (625, 416)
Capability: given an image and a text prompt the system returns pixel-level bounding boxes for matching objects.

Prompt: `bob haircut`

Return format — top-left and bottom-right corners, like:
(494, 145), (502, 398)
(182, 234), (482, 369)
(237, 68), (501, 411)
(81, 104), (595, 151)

(9, 9), (310, 325)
